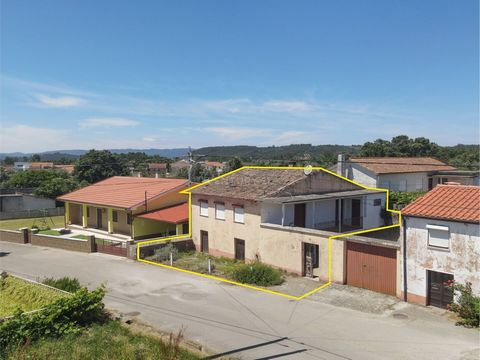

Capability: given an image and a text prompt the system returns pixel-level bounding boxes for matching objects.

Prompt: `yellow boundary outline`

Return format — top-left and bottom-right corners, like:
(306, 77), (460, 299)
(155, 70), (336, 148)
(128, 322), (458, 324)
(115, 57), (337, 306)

(137, 166), (401, 301)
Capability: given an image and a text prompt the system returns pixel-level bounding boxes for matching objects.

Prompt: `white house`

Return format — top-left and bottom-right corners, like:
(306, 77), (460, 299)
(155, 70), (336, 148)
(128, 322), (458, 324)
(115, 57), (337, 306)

(335, 155), (478, 192)
(401, 185), (480, 308)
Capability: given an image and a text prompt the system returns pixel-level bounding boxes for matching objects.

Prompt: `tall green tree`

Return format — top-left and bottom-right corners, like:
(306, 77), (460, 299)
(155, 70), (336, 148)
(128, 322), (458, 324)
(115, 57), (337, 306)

(73, 150), (129, 184)
(34, 177), (82, 199)
(225, 157), (243, 172)
(8, 169), (68, 188)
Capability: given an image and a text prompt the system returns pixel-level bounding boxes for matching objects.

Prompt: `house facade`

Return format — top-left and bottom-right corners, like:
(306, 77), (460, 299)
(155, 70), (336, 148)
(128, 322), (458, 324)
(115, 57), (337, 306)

(58, 176), (190, 240)
(401, 185), (480, 308)
(188, 168), (400, 294)
(335, 155), (478, 192)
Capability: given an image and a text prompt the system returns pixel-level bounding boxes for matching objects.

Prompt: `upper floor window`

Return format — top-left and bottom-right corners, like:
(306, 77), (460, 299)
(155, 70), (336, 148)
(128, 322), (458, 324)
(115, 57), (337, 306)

(234, 206), (244, 223)
(427, 224), (449, 249)
(200, 201), (209, 217)
(215, 202), (225, 220)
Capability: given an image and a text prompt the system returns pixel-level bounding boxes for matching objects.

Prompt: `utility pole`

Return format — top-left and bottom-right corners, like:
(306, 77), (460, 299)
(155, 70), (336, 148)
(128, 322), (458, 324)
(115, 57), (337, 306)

(187, 146), (193, 184)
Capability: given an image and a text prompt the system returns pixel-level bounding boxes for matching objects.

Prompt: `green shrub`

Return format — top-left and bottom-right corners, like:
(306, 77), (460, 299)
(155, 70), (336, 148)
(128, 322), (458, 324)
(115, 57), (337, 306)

(389, 191), (426, 206)
(152, 243), (178, 262)
(446, 281), (480, 327)
(231, 262), (284, 286)
(42, 277), (82, 293)
(0, 286), (106, 352)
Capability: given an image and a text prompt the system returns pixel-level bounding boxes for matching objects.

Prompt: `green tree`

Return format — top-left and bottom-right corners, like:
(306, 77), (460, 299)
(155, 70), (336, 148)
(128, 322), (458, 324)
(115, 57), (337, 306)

(30, 154), (41, 162)
(225, 157), (243, 172)
(34, 177), (81, 199)
(73, 150), (129, 184)
(3, 156), (15, 165)
(7, 169), (68, 188)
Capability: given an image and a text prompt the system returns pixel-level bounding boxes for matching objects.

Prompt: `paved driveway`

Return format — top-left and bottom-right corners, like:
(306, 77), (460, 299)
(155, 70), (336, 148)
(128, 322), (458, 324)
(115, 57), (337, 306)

(1, 241), (478, 360)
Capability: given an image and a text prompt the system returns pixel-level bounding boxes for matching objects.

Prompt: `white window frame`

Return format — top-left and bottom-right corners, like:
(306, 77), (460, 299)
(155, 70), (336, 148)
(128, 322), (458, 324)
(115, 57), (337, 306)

(426, 224), (450, 250)
(215, 203), (225, 220)
(234, 206), (244, 224)
(199, 201), (209, 217)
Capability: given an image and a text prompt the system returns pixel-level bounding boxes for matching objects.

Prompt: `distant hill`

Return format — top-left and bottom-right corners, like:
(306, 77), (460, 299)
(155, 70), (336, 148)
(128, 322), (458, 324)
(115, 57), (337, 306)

(0, 148), (190, 160)
(193, 144), (362, 163)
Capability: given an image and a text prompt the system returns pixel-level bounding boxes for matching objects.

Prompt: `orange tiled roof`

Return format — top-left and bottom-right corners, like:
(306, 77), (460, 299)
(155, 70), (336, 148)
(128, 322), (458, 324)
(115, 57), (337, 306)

(57, 176), (188, 209)
(30, 162), (54, 169)
(204, 161), (224, 167)
(54, 165), (74, 174)
(349, 157), (455, 174)
(402, 185), (480, 223)
(136, 203), (188, 224)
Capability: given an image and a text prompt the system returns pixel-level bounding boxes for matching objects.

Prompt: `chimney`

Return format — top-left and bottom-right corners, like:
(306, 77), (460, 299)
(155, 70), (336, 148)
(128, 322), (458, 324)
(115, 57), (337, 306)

(337, 153), (345, 176)
(137, 172), (141, 178)
(155, 172), (159, 179)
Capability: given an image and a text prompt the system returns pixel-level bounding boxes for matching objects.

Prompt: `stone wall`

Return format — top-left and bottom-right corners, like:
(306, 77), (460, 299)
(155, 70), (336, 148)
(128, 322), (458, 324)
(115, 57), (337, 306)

(30, 233), (95, 253)
(0, 229), (28, 244)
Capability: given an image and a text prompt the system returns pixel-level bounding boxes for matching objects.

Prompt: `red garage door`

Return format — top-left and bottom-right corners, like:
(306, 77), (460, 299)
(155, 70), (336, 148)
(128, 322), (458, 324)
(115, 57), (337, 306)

(346, 242), (397, 296)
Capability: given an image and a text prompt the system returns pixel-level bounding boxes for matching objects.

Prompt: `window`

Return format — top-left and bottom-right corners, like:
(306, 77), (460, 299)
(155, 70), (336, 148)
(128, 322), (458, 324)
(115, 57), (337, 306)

(215, 203), (225, 220)
(399, 179), (407, 192)
(86, 207), (90, 217)
(112, 210), (118, 222)
(415, 179), (423, 190)
(200, 201), (209, 217)
(427, 224), (449, 249)
(373, 199), (382, 206)
(234, 206), (244, 223)
(127, 213), (132, 225)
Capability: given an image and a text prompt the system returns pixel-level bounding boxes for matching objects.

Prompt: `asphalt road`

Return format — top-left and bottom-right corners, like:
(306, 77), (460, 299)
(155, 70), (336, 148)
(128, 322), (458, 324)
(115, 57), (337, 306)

(1, 241), (478, 360)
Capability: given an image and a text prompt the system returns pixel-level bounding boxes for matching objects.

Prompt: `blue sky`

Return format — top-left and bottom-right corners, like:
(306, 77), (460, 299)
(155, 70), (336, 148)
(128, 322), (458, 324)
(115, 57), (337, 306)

(0, 0), (478, 152)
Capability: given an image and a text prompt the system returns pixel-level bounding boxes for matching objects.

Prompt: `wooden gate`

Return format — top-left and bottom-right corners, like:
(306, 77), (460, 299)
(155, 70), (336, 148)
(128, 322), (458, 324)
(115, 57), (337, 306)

(96, 238), (127, 257)
(346, 242), (397, 296)
(427, 270), (453, 309)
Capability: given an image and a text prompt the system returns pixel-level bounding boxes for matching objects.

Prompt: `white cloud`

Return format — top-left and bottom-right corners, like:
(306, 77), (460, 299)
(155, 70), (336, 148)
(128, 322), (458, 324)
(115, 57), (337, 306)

(206, 127), (273, 141)
(80, 117), (140, 128)
(36, 94), (87, 108)
(262, 100), (313, 112)
(0, 125), (71, 153)
(142, 136), (157, 142)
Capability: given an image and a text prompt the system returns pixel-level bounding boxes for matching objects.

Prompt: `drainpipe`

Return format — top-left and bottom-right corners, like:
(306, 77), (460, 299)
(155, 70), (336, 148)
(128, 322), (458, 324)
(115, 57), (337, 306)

(402, 216), (408, 302)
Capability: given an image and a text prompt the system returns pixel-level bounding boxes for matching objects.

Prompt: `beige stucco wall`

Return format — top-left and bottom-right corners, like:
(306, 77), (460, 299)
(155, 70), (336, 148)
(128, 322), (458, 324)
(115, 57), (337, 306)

(69, 203), (82, 225)
(191, 193), (345, 280)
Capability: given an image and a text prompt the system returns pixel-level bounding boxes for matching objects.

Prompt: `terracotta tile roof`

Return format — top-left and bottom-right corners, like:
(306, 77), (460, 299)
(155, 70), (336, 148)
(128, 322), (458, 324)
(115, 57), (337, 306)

(54, 165), (74, 174)
(136, 203), (188, 224)
(57, 176), (188, 209)
(30, 162), (54, 169)
(349, 157), (455, 174)
(188, 168), (360, 200)
(203, 161), (224, 168)
(402, 185), (480, 223)
(148, 163), (167, 170)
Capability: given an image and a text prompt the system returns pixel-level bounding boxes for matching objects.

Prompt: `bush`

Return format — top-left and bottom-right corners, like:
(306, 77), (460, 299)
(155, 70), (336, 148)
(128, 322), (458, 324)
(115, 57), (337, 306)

(42, 277), (82, 293)
(231, 262), (284, 286)
(152, 243), (178, 262)
(389, 191), (426, 206)
(446, 281), (480, 327)
(0, 286), (106, 352)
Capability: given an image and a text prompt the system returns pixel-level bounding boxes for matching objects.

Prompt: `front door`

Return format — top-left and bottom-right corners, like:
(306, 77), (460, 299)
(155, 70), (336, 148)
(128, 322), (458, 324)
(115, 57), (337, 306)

(234, 239), (245, 261)
(294, 203), (306, 227)
(97, 209), (102, 229)
(351, 199), (361, 227)
(200, 230), (209, 253)
(428, 270), (454, 309)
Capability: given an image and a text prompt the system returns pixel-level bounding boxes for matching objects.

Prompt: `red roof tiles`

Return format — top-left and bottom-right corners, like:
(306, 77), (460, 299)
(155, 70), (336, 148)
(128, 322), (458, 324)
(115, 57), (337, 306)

(57, 176), (188, 209)
(349, 157), (455, 174)
(136, 203), (188, 224)
(402, 185), (480, 223)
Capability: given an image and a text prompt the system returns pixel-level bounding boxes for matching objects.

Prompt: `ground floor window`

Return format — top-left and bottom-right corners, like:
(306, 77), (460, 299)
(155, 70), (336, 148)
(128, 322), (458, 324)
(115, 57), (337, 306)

(182, 222), (188, 234)
(200, 230), (209, 253)
(112, 210), (118, 222)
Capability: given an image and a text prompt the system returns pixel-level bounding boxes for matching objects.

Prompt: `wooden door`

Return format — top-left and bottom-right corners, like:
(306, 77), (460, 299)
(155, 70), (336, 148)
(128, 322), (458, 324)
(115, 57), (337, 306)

(200, 230), (209, 253)
(97, 209), (102, 229)
(234, 239), (245, 261)
(428, 271), (453, 309)
(346, 242), (397, 296)
(294, 203), (306, 227)
(351, 199), (361, 227)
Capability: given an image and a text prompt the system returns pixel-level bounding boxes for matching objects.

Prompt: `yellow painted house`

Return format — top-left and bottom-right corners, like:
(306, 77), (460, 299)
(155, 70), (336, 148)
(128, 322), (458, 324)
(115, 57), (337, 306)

(57, 176), (189, 239)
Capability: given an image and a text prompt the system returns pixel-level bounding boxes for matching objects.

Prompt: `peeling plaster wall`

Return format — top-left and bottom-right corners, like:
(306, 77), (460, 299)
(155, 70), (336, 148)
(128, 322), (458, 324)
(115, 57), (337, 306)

(404, 217), (480, 298)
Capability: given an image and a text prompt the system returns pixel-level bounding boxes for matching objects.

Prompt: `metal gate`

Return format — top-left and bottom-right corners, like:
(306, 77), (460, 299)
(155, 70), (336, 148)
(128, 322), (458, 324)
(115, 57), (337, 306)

(346, 242), (397, 296)
(96, 238), (127, 257)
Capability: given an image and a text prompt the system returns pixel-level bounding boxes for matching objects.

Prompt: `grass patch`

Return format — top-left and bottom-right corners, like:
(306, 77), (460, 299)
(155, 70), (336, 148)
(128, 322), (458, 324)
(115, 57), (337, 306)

(148, 249), (285, 287)
(5, 320), (200, 360)
(42, 277), (82, 293)
(72, 234), (88, 240)
(0, 275), (67, 317)
(0, 216), (64, 231)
